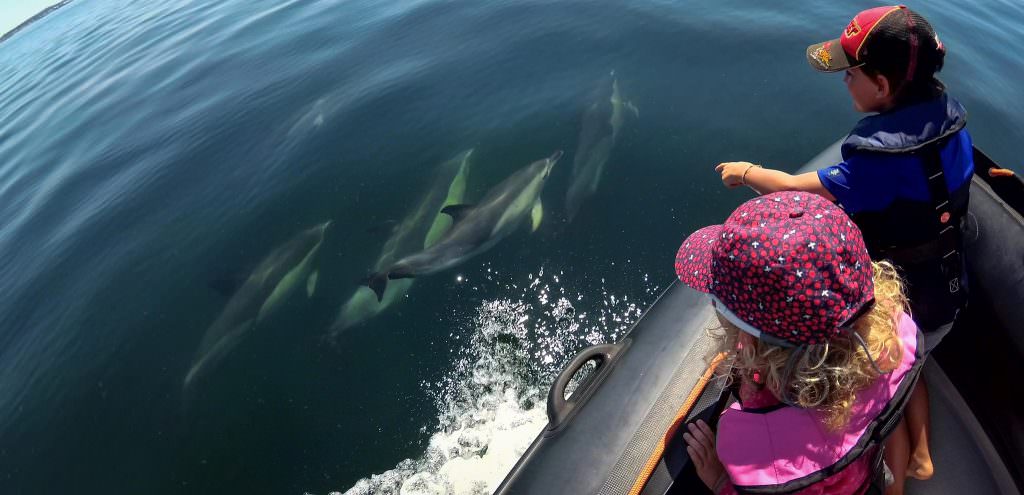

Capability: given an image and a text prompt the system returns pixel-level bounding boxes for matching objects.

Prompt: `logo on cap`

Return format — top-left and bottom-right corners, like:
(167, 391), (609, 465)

(812, 42), (833, 69)
(844, 18), (862, 38)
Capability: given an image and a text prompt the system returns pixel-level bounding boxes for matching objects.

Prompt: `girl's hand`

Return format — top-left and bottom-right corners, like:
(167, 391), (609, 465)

(716, 161), (756, 188)
(683, 419), (727, 492)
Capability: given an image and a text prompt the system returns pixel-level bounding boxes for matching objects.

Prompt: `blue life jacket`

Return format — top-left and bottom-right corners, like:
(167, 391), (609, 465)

(818, 94), (973, 331)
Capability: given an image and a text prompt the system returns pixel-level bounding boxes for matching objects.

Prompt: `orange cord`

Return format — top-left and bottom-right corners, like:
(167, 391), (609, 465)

(627, 352), (727, 495)
(989, 167), (1016, 178)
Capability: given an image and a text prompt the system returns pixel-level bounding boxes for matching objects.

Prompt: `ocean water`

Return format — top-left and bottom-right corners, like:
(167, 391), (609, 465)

(0, 0), (1021, 493)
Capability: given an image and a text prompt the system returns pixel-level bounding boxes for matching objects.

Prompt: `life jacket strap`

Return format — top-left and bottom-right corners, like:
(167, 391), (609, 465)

(875, 138), (966, 294)
(921, 140), (965, 294)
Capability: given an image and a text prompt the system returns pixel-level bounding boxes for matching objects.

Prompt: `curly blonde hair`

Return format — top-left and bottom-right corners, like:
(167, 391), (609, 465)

(710, 261), (907, 430)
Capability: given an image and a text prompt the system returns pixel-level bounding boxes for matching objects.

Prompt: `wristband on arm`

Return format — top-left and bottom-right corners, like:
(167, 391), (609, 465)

(741, 164), (762, 185)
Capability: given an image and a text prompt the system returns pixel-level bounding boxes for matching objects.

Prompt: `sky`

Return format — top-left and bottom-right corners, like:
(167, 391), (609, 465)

(1, 0), (60, 37)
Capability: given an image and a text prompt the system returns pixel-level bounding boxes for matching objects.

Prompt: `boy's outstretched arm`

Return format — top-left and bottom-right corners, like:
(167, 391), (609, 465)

(716, 161), (837, 202)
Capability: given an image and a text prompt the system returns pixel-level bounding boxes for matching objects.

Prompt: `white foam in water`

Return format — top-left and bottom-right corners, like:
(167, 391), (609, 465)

(334, 266), (658, 495)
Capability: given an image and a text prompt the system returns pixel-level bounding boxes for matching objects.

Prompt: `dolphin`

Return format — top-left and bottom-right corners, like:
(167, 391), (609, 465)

(365, 150), (563, 301)
(565, 72), (638, 222)
(330, 149), (474, 333)
(183, 221), (331, 391)
(287, 97), (327, 139)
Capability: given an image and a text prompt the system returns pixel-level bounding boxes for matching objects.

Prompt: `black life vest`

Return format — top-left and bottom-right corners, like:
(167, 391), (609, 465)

(839, 94), (970, 330)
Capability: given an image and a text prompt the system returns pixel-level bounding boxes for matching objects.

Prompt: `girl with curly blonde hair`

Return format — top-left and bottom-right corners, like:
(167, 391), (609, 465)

(674, 192), (923, 495)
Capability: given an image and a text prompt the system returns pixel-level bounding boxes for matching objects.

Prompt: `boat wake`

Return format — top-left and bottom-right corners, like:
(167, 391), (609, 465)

(336, 266), (658, 494)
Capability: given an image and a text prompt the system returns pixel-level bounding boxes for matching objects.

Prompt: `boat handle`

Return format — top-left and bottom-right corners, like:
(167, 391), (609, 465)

(546, 343), (621, 429)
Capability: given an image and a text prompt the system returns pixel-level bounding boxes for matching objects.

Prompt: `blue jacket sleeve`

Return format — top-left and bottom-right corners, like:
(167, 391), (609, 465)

(817, 155), (898, 213)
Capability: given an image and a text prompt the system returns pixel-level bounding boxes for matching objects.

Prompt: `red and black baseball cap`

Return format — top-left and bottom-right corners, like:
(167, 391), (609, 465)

(806, 5), (945, 80)
(674, 192), (875, 347)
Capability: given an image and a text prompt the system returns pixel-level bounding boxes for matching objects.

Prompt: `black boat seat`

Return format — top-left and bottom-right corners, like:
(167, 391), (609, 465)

(907, 360), (1018, 494)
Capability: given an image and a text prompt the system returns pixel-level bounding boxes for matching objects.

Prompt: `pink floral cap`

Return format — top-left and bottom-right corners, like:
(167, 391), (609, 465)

(674, 192), (874, 346)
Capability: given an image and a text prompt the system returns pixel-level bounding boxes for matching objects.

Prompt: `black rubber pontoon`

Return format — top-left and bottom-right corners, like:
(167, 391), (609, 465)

(496, 143), (1023, 495)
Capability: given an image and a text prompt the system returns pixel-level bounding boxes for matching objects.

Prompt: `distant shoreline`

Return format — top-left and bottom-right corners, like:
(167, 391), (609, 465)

(0, 0), (75, 44)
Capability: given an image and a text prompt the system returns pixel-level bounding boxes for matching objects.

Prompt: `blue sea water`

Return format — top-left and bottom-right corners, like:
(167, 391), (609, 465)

(0, 0), (1022, 493)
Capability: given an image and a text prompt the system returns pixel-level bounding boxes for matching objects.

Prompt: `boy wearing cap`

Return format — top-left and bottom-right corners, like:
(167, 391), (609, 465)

(716, 5), (970, 483)
(677, 192), (923, 495)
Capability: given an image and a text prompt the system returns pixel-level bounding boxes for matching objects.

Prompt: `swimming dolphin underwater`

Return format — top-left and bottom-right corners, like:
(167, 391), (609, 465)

(330, 149), (474, 334)
(365, 150), (563, 301)
(183, 221), (331, 391)
(565, 72), (638, 222)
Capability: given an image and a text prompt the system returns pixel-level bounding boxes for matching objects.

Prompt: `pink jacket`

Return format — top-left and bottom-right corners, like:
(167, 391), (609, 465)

(715, 311), (920, 494)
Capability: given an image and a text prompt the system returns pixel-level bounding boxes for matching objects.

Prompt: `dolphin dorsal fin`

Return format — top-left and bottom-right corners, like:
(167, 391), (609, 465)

(440, 204), (474, 223)
(365, 273), (388, 302)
